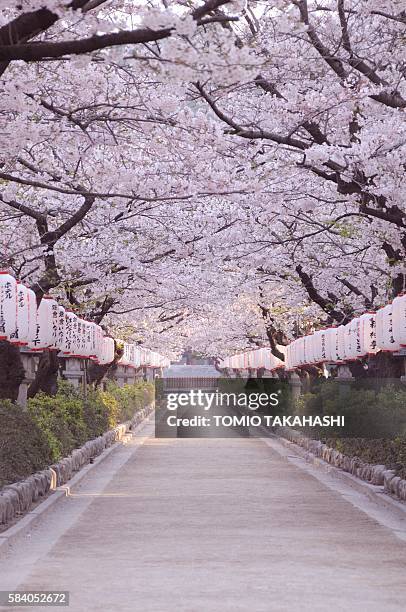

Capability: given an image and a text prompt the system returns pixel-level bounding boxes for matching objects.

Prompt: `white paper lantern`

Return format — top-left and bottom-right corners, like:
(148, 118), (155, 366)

(261, 348), (271, 370)
(97, 336), (106, 364)
(296, 337), (305, 366)
(343, 322), (353, 360)
(392, 294), (406, 347)
(312, 331), (322, 363)
(343, 318), (363, 361)
(377, 304), (400, 352)
(252, 350), (259, 368)
(72, 318), (87, 357)
(350, 317), (364, 359)
(27, 288), (37, 346)
(106, 337), (115, 363)
(49, 299), (60, 350)
(0, 272), (17, 341)
(324, 328), (338, 362)
(70, 314), (81, 356)
(336, 325), (347, 362)
(100, 337), (115, 364)
(133, 345), (140, 368)
(56, 306), (66, 352)
(313, 330), (331, 363)
(126, 344), (133, 367)
(28, 296), (57, 351)
(304, 334), (316, 364)
(88, 322), (95, 359)
(360, 312), (377, 355)
(319, 329), (331, 362)
(9, 282), (30, 346)
(83, 321), (93, 357)
(88, 322), (99, 360)
(61, 311), (77, 355)
(375, 307), (384, 351)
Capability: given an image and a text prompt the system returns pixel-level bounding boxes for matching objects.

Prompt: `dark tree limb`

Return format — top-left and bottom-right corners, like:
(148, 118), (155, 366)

(296, 264), (350, 323)
(0, 0), (232, 64)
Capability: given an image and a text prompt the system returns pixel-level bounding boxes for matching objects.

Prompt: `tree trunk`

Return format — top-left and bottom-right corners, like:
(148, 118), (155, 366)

(27, 350), (60, 398)
(87, 362), (111, 388)
(0, 341), (25, 402)
(87, 340), (124, 388)
(348, 360), (368, 379)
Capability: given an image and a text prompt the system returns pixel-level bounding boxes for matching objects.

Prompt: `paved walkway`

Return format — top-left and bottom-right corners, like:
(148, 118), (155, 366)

(0, 416), (406, 611)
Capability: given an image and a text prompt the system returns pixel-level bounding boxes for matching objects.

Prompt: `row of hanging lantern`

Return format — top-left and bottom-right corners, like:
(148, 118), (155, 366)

(219, 347), (285, 372)
(219, 294), (406, 372)
(118, 344), (170, 369)
(0, 272), (168, 368)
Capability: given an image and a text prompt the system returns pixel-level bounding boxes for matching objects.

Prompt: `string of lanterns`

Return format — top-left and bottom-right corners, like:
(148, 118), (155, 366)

(219, 296), (406, 372)
(219, 347), (285, 371)
(0, 272), (169, 368)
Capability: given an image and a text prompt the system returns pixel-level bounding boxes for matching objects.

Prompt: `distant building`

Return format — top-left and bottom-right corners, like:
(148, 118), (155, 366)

(176, 350), (215, 366)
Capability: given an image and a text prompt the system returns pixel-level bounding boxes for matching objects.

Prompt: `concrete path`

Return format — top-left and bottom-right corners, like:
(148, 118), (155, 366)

(0, 416), (406, 612)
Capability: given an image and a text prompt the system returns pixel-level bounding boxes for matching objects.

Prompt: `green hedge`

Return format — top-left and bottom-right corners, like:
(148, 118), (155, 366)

(0, 381), (154, 488)
(0, 401), (53, 488)
(293, 381), (406, 479)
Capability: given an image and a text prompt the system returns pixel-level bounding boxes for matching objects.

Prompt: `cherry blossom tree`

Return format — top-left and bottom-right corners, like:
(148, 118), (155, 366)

(0, 0), (404, 391)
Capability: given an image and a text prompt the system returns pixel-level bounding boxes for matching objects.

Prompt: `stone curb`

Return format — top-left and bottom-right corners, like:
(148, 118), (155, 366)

(0, 404), (154, 541)
(270, 430), (406, 518)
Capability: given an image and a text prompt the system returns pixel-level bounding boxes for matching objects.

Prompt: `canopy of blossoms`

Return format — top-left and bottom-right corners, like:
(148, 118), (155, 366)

(0, 0), (404, 361)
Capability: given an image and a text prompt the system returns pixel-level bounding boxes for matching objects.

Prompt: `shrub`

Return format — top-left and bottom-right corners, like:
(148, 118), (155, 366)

(293, 381), (406, 478)
(0, 400), (53, 488)
(0, 380), (153, 488)
(106, 381), (154, 423)
(28, 381), (88, 461)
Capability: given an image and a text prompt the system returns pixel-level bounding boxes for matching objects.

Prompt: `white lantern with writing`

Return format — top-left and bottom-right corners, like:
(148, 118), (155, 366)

(379, 304), (400, 352)
(392, 294), (406, 347)
(61, 311), (77, 355)
(28, 296), (58, 351)
(48, 300), (60, 350)
(324, 328), (338, 362)
(0, 272), (17, 341)
(312, 331), (323, 363)
(350, 317), (364, 359)
(9, 282), (30, 346)
(83, 320), (93, 358)
(360, 312), (377, 355)
(343, 322), (354, 360)
(337, 325), (347, 362)
(72, 318), (86, 357)
(55, 306), (66, 352)
(304, 334), (317, 364)
(302, 336), (310, 365)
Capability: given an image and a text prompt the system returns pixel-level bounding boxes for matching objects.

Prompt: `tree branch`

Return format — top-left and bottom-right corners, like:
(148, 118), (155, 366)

(0, 0), (232, 63)
(296, 264), (349, 323)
